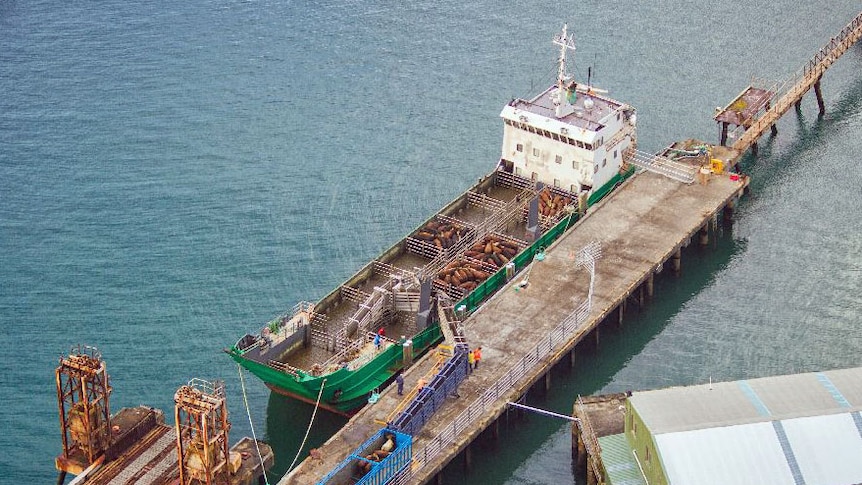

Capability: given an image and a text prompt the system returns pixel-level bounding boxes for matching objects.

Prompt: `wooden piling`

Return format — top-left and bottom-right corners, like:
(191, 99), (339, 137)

(587, 458), (597, 485)
(646, 273), (655, 299)
(671, 249), (682, 274)
(814, 76), (826, 115)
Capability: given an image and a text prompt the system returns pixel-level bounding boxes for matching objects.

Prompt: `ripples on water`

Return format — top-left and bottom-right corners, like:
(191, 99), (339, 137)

(1, 1), (860, 483)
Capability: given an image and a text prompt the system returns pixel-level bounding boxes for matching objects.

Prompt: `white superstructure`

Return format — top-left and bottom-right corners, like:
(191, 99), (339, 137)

(499, 24), (636, 195)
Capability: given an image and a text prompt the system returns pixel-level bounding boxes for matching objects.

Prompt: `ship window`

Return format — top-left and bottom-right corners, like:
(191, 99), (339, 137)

(576, 140), (584, 149)
(544, 130), (552, 138)
(555, 155), (562, 164)
(585, 143), (593, 150)
(516, 144), (523, 152)
(531, 172), (538, 182)
(554, 178), (560, 187)
(602, 158), (607, 167)
(569, 138), (576, 146)
(594, 164), (599, 174)
(552, 133), (560, 141)
(572, 160), (578, 169)
(645, 446), (651, 462)
(614, 149), (618, 159)
(533, 148), (540, 157)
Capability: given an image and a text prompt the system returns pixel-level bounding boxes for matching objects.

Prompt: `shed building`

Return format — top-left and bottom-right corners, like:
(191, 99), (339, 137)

(599, 367), (862, 485)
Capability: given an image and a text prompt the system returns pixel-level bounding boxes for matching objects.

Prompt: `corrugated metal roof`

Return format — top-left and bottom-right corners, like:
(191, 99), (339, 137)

(655, 421), (795, 485)
(629, 367), (862, 485)
(629, 367), (862, 434)
(782, 413), (862, 485)
(598, 433), (647, 485)
(654, 412), (862, 485)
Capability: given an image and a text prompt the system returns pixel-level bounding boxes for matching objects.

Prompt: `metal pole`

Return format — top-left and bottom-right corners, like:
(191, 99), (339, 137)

(506, 402), (580, 422)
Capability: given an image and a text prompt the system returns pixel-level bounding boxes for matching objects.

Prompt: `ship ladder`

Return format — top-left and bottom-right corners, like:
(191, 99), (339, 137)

(628, 149), (698, 184)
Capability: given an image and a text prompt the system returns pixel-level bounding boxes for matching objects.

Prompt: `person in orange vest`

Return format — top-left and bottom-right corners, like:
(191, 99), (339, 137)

(473, 347), (482, 369)
(467, 349), (475, 373)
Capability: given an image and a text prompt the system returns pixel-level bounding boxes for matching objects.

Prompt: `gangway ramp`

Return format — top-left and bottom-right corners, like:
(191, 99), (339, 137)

(628, 149), (698, 184)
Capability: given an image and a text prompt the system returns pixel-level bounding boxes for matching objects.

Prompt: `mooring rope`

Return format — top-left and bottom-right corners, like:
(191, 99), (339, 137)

(237, 364), (271, 485)
(287, 377), (327, 473)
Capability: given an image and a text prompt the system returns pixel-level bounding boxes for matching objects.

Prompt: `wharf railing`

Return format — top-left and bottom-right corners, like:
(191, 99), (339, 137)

(730, 10), (862, 151)
(389, 301), (592, 484)
(576, 396), (605, 484)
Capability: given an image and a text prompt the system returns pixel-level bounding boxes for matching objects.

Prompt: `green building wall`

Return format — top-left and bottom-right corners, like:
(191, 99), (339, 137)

(624, 400), (670, 485)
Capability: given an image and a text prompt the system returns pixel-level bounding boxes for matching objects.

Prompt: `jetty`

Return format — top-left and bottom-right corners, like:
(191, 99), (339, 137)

(280, 10), (862, 485)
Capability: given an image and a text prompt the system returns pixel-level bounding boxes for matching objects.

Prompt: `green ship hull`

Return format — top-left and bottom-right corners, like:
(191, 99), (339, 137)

(227, 325), (442, 415)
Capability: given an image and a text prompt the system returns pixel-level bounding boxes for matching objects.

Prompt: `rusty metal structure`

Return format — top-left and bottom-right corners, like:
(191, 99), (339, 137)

(174, 379), (232, 485)
(55, 344), (113, 476)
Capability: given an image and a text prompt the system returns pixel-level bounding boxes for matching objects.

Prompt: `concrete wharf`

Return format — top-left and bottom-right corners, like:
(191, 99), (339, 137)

(282, 158), (748, 485)
(283, 11), (862, 485)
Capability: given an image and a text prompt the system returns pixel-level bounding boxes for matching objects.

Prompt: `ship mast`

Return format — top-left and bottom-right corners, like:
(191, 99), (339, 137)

(552, 23), (577, 119)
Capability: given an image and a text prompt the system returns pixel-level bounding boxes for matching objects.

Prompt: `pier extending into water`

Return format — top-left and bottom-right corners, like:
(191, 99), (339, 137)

(715, 11), (862, 154)
(280, 11), (861, 485)
(282, 160), (747, 485)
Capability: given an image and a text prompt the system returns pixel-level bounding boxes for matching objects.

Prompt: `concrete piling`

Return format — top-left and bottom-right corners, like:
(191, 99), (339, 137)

(671, 249), (682, 274)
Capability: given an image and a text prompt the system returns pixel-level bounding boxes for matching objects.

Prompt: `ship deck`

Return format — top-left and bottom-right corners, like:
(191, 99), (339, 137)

(279, 182), (530, 370)
(280, 167), (748, 484)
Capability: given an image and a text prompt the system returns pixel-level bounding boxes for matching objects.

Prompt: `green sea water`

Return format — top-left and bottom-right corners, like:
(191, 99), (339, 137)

(1, 1), (860, 484)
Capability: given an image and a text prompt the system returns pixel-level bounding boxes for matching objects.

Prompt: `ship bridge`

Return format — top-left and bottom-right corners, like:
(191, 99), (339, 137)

(503, 85), (626, 136)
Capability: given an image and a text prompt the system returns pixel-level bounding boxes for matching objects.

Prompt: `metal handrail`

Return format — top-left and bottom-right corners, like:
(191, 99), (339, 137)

(576, 396), (605, 483)
(389, 244), (599, 484)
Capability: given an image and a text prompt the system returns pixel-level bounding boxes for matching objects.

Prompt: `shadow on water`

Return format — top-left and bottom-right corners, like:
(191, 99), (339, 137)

(438, 225), (747, 485)
(265, 392), (348, 479)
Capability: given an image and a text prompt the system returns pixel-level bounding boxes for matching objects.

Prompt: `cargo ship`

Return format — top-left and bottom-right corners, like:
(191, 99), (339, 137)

(226, 24), (638, 415)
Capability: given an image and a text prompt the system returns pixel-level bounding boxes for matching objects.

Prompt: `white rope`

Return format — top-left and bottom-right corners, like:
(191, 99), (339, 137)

(237, 364), (271, 485)
(287, 377), (327, 473)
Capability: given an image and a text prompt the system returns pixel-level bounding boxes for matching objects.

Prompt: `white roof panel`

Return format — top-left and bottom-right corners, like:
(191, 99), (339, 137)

(655, 422), (794, 485)
(782, 413), (862, 485)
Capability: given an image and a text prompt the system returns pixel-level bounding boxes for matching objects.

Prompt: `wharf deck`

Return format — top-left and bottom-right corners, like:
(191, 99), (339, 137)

(281, 167), (748, 485)
(72, 406), (274, 485)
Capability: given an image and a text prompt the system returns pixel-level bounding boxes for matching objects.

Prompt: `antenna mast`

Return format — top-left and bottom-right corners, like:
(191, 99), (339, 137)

(552, 24), (577, 118)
